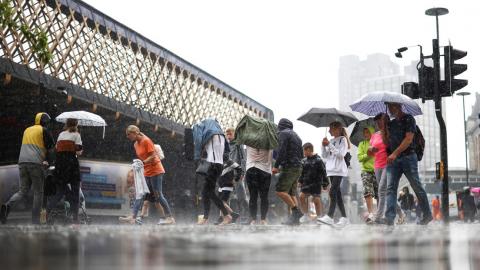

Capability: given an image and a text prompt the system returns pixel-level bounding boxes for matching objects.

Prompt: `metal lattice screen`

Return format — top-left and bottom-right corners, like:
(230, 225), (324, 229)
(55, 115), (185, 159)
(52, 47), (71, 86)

(0, 0), (272, 129)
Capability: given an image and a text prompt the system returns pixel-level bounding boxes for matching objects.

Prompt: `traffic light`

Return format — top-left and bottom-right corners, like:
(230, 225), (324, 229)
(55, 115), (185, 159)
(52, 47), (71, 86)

(401, 82), (419, 99)
(418, 65), (434, 101)
(444, 45), (468, 96)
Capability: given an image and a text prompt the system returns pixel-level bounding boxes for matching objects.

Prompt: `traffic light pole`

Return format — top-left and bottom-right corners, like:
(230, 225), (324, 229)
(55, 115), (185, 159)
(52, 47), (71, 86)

(433, 39), (449, 223)
(428, 8), (449, 223)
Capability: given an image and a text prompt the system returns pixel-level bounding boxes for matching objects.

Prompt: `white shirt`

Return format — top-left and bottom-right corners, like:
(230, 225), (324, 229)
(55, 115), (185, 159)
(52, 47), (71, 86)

(57, 131), (82, 145)
(205, 134), (225, 165)
(246, 146), (273, 174)
(321, 136), (348, 177)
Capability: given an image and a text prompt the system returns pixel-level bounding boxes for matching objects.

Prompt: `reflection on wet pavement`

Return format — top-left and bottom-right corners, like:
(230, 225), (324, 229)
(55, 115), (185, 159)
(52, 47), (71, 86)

(1, 224), (479, 270)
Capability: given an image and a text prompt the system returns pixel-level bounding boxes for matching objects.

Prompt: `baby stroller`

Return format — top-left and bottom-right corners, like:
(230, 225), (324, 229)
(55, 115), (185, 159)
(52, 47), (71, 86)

(44, 166), (91, 225)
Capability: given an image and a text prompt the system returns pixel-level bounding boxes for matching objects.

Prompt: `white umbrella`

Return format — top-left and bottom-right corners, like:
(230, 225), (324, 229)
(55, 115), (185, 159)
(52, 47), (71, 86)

(56, 111), (107, 138)
(349, 91), (422, 116)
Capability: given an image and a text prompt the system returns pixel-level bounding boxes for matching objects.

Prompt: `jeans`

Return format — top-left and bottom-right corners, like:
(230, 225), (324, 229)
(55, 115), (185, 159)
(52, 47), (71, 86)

(374, 168), (387, 220)
(327, 176), (346, 218)
(146, 174), (172, 217)
(246, 167), (271, 220)
(385, 153), (432, 223)
(6, 164), (45, 224)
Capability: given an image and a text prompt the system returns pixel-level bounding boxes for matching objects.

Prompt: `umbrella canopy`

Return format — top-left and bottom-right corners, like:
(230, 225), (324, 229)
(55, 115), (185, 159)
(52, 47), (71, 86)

(234, 115), (278, 150)
(349, 118), (376, 147)
(298, 108), (358, 128)
(349, 91), (422, 116)
(55, 111), (107, 126)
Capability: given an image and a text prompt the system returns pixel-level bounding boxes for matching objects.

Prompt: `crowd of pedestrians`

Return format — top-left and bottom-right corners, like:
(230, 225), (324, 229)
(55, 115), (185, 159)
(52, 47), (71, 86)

(0, 103), (446, 226)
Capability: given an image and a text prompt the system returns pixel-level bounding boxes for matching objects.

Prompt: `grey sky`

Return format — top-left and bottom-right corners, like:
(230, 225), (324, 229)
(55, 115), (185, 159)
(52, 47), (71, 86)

(83, 0), (479, 168)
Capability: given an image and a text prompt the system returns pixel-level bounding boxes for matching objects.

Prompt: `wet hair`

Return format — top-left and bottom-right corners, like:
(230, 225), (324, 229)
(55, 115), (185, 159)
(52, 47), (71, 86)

(64, 118), (78, 132)
(225, 127), (235, 133)
(303, 142), (314, 151)
(126, 125), (140, 135)
(330, 121), (351, 149)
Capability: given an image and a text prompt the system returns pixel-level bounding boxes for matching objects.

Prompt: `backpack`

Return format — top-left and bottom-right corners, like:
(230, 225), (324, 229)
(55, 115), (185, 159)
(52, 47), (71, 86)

(339, 137), (351, 168)
(414, 125), (425, 161)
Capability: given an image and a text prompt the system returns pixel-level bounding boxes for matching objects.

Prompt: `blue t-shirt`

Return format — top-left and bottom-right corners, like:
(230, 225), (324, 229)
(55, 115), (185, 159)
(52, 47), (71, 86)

(387, 114), (416, 156)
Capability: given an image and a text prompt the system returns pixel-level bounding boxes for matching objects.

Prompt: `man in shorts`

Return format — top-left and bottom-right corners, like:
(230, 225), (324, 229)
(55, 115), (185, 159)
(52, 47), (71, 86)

(272, 118), (303, 225)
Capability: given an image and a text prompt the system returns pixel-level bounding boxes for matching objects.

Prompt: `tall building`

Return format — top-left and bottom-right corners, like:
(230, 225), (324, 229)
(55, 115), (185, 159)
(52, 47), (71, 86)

(467, 93), (480, 174)
(338, 53), (444, 184)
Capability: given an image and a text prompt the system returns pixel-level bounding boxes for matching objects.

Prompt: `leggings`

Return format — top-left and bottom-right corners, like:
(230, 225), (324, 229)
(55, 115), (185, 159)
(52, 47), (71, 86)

(246, 167), (271, 220)
(327, 176), (346, 218)
(202, 163), (228, 219)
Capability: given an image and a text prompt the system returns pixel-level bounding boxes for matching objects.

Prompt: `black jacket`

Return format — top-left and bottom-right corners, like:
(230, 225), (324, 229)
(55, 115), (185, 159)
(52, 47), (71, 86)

(274, 118), (303, 169)
(398, 192), (415, 210)
(299, 154), (329, 189)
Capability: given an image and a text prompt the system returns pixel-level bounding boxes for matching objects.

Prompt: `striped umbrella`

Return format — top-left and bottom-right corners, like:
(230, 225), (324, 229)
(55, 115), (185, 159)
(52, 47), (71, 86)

(349, 91), (422, 116)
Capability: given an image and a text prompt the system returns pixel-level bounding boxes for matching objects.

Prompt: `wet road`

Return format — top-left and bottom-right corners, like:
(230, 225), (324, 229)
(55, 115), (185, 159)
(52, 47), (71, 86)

(0, 223), (479, 270)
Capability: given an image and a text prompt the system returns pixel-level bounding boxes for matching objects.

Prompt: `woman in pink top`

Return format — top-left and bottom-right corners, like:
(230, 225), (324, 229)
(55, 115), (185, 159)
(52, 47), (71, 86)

(369, 113), (405, 224)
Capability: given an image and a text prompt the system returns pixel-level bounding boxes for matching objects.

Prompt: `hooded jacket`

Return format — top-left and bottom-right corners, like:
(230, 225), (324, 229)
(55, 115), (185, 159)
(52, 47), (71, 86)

(357, 126), (375, 172)
(18, 113), (55, 164)
(299, 154), (329, 189)
(274, 118), (303, 169)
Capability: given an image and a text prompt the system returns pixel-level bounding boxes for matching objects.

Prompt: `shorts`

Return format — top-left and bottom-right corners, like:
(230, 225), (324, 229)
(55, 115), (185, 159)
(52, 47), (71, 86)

(361, 171), (377, 197)
(300, 185), (321, 197)
(219, 190), (232, 202)
(275, 166), (302, 195)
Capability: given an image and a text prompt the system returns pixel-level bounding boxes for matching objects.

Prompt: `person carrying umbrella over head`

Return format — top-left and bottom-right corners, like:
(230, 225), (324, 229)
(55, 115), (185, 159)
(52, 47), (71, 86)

(357, 125), (377, 224)
(48, 118), (83, 224)
(317, 121), (350, 227)
(126, 125), (175, 225)
(369, 113), (405, 225)
(0, 113), (55, 224)
(384, 102), (432, 226)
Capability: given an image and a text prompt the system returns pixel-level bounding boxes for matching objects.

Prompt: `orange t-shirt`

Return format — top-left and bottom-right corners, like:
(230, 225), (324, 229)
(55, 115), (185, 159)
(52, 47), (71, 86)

(134, 135), (165, 177)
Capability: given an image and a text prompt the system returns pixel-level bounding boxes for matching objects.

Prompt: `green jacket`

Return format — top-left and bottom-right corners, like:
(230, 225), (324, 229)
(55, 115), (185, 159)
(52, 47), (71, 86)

(357, 140), (374, 172)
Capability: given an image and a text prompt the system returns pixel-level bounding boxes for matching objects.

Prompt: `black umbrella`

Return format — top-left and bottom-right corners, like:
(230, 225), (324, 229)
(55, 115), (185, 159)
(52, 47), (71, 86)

(350, 117), (376, 147)
(298, 108), (358, 128)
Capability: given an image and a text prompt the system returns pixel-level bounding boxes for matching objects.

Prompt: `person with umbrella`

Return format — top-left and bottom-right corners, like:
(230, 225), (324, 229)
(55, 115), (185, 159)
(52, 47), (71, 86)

(317, 121), (351, 227)
(369, 113), (405, 225)
(0, 113), (55, 224)
(48, 118), (83, 224)
(357, 125), (377, 224)
(384, 102), (432, 226)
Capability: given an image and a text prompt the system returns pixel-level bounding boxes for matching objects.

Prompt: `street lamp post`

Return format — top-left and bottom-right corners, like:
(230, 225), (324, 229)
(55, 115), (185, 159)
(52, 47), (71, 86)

(457, 91), (471, 186)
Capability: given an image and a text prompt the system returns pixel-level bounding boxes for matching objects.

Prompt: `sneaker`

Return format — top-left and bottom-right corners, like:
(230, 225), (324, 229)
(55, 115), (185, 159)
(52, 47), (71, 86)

(0, 204), (9, 224)
(119, 216), (135, 224)
(284, 208), (302, 226)
(158, 217), (175, 225)
(300, 214), (310, 224)
(219, 215), (232, 225)
(317, 215), (334, 226)
(365, 213), (374, 225)
(135, 217), (143, 225)
(260, 220), (268, 225)
(386, 219), (394, 226)
(335, 217), (350, 227)
(231, 212), (240, 224)
(418, 215), (433, 225)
